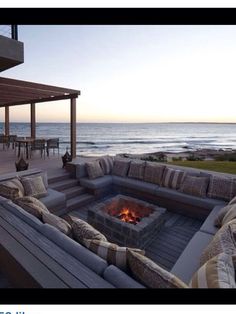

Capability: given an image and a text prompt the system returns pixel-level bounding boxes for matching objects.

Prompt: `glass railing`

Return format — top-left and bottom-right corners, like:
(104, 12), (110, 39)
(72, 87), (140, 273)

(0, 25), (18, 40)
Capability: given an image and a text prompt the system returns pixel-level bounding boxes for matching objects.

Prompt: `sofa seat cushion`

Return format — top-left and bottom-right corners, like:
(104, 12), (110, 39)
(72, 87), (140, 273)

(200, 205), (224, 235)
(156, 187), (226, 210)
(80, 175), (112, 190)
(112, 175), (159, 195)
(103, 265), (145, 288)
(39, 188), (66, 211)
(190, 253), (236, 288)
(40, 224), (108, 275)
(171, 231), (213, 284)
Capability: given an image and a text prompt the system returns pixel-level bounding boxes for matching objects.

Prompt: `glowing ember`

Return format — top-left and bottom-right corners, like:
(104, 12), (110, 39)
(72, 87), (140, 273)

(116, 207), (141, 225)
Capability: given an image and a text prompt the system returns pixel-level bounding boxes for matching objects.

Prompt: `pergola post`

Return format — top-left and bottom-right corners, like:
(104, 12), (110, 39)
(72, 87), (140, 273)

(70, 97), (76, 159)
(5, 106), (9, 136)
(30, 103), (36, 138)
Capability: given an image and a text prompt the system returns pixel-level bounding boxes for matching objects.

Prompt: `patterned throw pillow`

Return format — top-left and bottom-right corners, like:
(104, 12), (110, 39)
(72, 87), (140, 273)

(207, 175), (236, 201)
(0, 177), (25, 200)
(71, 217), (107, 245)
(127, 249), (188, 288)
(99, 156), (114, 175)
(84, 239), (145, 271)
(229, 195), (236, 205)
(190, 253), (236, 288)
(143, 163), (166, 185)
(42, 212), (72, 236)
(180, 175), (209, 197)
(161, 168), (185, 190)
(20, 176), (47, 198)
(214, 204), (236, 227)
(200, 219), (236, 266)
(85, 160), (104, 179)
(112, 159), (131, 177)
(128, 161), (146, 180)
(14, 196), (49, 219)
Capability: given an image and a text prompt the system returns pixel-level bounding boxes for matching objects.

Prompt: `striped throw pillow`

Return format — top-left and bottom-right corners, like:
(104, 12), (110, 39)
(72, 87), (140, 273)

(161, 168), (185, 190)
(190, 253), (236, 288)
(207, 175), (236, 201)
(200, 219), (236, 266)
(85, 160), (104, 179)
(84, 239), (145, 271)
(143, 163), (166, 185)
(127, 249), (188, 288)
(128, 161), (146, 180)
(99, 156), (114, 175)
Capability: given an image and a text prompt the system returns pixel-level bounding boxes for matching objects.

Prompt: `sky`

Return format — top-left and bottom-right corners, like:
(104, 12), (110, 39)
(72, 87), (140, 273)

(1, 25), (236, 123)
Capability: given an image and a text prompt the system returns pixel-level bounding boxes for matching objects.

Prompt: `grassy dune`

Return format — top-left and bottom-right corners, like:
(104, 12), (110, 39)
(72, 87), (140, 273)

(169, 161), (236, 175)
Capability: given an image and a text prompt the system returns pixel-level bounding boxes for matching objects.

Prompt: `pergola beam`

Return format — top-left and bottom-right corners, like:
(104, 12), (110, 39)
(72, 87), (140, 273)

(70, 98), (77, 159)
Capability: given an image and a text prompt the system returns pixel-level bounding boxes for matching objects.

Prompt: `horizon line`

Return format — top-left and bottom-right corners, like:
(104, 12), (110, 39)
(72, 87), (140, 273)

(1, 121), (236, 124)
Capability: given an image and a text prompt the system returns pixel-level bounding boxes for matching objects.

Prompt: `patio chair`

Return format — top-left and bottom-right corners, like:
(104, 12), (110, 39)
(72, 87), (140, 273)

(0, 135), (9, 150)
(46, 138), (59, 156)
(31, 139), (46, 159)
(8, 135), (17, 149)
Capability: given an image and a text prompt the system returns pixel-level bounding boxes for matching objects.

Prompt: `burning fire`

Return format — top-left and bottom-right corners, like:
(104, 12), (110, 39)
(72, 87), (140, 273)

(117, 207), (141, 225)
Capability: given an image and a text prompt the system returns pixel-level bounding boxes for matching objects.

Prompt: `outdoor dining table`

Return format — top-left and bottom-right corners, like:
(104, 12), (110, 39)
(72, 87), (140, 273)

(15, 137), (35, 159)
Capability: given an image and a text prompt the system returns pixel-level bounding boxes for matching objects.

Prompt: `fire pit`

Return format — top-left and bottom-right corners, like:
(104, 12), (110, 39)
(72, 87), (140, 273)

(87, 195), (166, 248)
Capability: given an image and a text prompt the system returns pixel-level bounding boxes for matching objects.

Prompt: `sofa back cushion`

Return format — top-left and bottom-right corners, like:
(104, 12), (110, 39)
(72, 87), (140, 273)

(0, 177), (25, 200)
(200, 219), (236, 266)
(85, 160), (104, 179)
(99, 156), (114, 175)
(127, 249), (188, 288)
(84, 239), (145, 271)
(20, 175), (48, 198)
(161, 167), (185, 190)
(143, 163), (166, 185)
(190, 253), (236, 288)
(112, 159), (130, 177)
(180, 175), (209, 197)
(207, 175), (236, 201)
(127, 161), (146, 180)
(14, 196), (49, 220)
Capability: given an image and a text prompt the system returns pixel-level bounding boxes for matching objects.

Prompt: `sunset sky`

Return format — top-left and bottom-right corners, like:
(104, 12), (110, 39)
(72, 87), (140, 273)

(1, 25), (236, 123)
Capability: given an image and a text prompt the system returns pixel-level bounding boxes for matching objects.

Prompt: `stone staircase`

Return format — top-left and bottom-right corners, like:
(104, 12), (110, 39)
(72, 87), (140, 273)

(48, 171), (95, 215)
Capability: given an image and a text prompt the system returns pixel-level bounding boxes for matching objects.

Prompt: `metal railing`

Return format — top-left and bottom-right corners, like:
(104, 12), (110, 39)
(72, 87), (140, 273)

(0, 25), (18, 40)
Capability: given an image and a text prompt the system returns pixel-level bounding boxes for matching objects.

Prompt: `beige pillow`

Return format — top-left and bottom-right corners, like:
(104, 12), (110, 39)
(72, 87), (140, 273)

(42, 212), (72, 236)
(127, 249), (188, 288)
(20, 175), (47, 198)
(128, 161), (146, 180)
(85, 160), (104, 179)
(200, 219), (236, 266)
(229, 196), (236, 205)
(71, 217), (107, 245)
(214, 204), (236, 227)
(143, 163), (166, 185)
(0, 177), (25, 200)
(190, 253), (236, 288)
(84, 239), (145, 271)
(180, 175), (209, 197)
(14, 196), (49, 219)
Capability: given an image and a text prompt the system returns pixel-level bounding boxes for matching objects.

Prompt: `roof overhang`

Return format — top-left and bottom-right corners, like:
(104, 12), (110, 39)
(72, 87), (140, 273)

(0, 77), (80, 107)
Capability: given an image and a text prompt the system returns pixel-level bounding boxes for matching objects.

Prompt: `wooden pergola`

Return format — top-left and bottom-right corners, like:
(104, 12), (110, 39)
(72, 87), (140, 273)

(0, 77), (80, 158)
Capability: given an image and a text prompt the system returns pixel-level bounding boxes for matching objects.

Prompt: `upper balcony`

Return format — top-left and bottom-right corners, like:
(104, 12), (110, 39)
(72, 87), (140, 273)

(0, 25), (24, 72)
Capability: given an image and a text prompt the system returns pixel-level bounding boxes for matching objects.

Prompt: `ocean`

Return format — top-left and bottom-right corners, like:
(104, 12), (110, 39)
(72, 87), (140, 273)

(1, 122), (236, 156)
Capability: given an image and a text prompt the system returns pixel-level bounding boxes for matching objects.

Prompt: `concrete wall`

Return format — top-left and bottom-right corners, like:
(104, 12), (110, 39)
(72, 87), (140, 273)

(0, 35), (24, 72)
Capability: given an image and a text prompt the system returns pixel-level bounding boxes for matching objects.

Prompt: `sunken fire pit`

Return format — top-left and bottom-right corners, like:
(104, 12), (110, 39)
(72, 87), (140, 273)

(87, 195), (166, 248)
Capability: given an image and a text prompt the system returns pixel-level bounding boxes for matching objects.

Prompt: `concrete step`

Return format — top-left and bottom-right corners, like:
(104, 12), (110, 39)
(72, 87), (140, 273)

(48, 172), (71, 184)
(49, 178), (79, 191)
(66, 194), (95, 211)
(63, 186), (86, 200)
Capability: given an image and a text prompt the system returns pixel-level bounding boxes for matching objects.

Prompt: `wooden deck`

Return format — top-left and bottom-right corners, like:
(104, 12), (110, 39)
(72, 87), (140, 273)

(69, 196), (203, 271)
